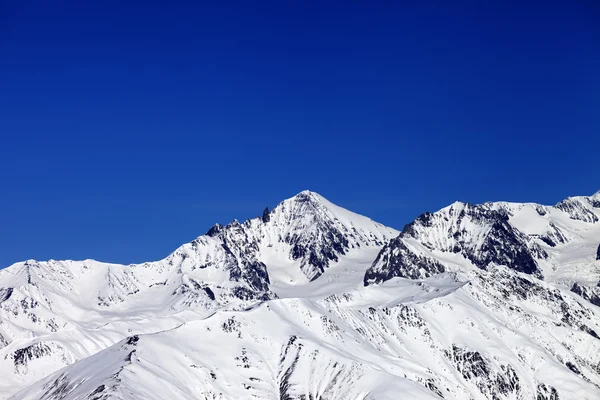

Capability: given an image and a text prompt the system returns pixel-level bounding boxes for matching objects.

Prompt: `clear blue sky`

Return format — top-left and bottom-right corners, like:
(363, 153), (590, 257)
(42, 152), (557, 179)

(1, 1), (598, 268)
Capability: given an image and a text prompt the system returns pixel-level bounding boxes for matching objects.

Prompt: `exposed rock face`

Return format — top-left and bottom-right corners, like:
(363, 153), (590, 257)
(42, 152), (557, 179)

(7, 341), (70, 376)
(201, 220), (271, 294)
(571, 282), (600, 307)
(0, 287), (13, 303)
(262, 207), (270, 223)
(537, 222), (569, 247)
(365, 201), (547, 284)
(445, 345), (521, 399)
(13, 343), (53, 369)
(271, 191), (396, 280)
(203, 191), (397, 282)
(365, 191), (600, 287)
(364, 236), (445, 285)
(537, 383), (560, 400)
(555, 197), (599, 223)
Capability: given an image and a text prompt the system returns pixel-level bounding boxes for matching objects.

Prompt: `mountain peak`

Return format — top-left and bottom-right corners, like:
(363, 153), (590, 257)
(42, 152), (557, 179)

(290, 189), (324, 204)
(262, 190), (398, 281)
(193, 190), (398, 284)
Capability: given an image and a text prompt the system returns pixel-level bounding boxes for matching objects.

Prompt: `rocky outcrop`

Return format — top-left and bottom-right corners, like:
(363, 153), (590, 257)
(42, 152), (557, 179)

(555, 197), (598, 223)
(365, 202), (547, 285)
(445, 345), (521, 399)
(571, 282), (600, 307)
(364, 237), (445, 285)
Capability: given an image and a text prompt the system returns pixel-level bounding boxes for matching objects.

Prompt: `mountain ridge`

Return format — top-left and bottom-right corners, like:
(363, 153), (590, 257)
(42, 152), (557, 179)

(1, 189), (600, 399)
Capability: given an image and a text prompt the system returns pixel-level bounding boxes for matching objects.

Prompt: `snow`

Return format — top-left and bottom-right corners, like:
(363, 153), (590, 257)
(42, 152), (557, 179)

(1, 190), (600, 399)
(268, 247), (381, 299)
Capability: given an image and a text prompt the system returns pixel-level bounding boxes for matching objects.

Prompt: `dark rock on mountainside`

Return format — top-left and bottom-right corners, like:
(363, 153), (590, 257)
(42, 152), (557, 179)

(536, 383), (560, 400)
(455, 207), (538, 274)
(596, 244), (600, 260)
(88, 384), (106, 400)
(272, 191), (394, 281)
(262, 207), (270, 223)
(555, 198), (599, 223)
(408, 205), (544, 275)
(13, 343), (53, 368)
(565, 361), (581, 375)
(469, 219), (539, 275)
(0, 287), (13, 303)
(579, 324), (599, 339)
(278, 335), (302, 400)
(282, 193), (351, 280)
(205, 223), (223, 237)
(204, 221), (272, 298)
(0, 333), (8, 349)
(364, 202), (547, 285)
(445, 345), (521, 399)
(537, 222), (569, 248)
(289, 229), (349, 281)
(200, 191), (393, 284)
(126, 335), (139, 346)
(203, 287), (215, 301)
(571, 282), (600, 307)
(38, 374), (80, 400)
(364, 237), (445, 285)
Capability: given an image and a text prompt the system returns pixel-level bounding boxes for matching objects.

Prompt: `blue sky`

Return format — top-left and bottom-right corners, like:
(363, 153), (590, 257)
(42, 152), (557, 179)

(1, 1), (598, 268)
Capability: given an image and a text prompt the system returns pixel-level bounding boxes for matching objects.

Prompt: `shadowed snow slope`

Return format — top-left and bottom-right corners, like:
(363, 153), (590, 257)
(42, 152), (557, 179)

(2, 190), (600, 400)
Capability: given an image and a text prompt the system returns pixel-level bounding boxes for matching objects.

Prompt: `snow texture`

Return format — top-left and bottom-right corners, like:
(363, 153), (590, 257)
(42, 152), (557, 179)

(1, 190), (600, 400)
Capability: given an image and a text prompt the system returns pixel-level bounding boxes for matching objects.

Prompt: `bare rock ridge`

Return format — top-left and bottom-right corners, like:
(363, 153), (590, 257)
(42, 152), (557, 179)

(365, 193), (600, 286)
(571, 282), (600, 307)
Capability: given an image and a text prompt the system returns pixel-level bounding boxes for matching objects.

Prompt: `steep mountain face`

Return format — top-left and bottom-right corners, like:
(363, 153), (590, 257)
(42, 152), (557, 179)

(247, 190), (397, 281)
(1, 190), (600, 400)
(366, 193), (600, 285)
(365, 201), (547, 286)
(364, 235), (446, 283)
(555, 196), (599, 224)
(571, 282), (600, 307)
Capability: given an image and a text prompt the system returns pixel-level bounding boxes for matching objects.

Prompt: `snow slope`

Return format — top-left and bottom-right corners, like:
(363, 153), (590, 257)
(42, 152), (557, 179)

(2, 190), (600, 399)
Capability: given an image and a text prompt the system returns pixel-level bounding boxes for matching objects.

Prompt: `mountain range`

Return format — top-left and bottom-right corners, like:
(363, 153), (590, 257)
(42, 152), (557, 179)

(1, 190), (599, 399)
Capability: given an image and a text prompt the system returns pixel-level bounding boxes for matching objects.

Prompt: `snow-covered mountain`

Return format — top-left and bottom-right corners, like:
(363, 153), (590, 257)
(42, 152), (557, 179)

(1, 190), (599, 399)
